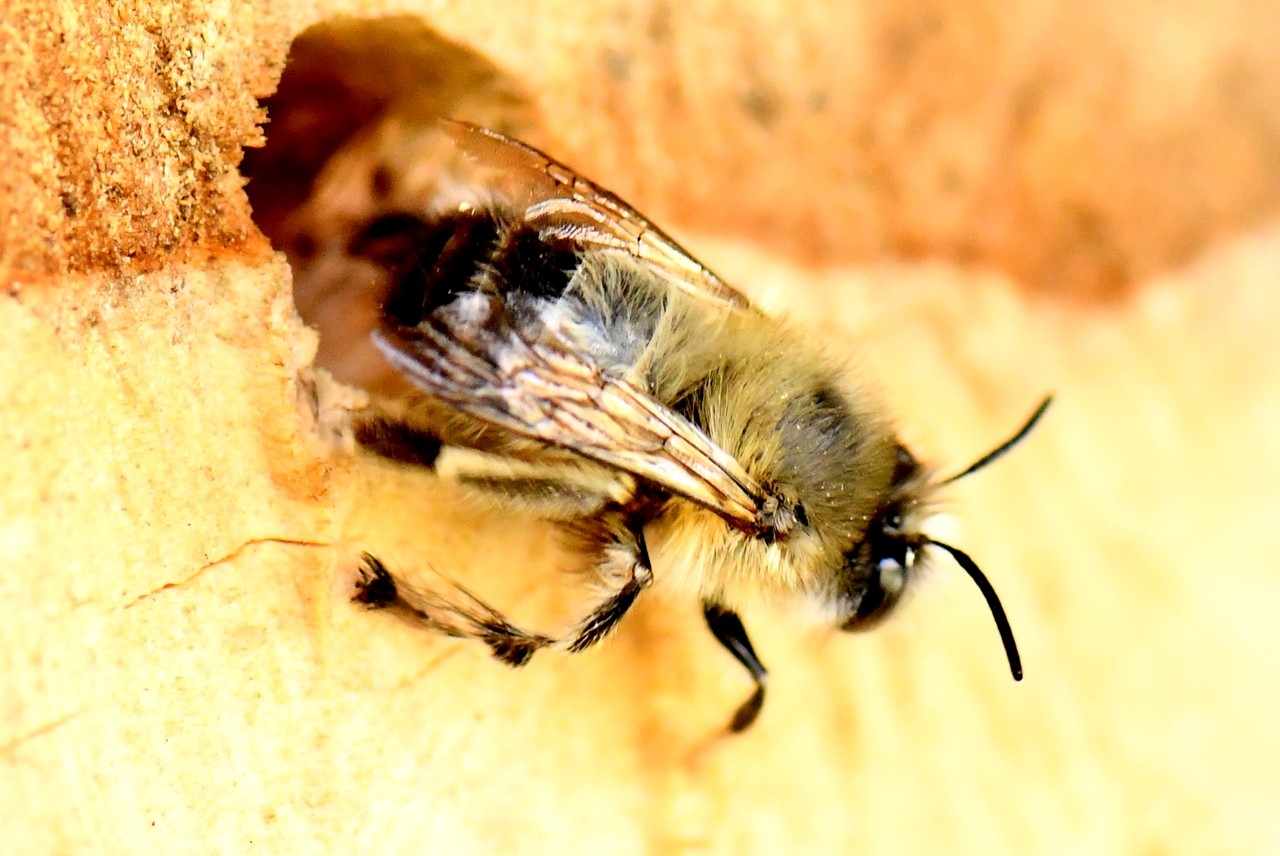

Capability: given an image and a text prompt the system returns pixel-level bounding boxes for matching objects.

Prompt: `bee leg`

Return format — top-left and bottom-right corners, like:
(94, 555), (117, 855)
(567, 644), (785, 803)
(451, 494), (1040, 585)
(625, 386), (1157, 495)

(353, 553), (552, 667)
(702, 603), (769, 732)
(433, 446), (633, 521)
(565, 521), (653, 652)
(352, 419), (443, 469)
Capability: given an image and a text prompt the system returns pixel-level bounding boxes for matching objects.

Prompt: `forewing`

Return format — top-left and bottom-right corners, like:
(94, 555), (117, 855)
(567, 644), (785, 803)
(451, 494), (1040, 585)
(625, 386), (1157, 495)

(442, 120), (751, 311)
(373, 302), (766, 530)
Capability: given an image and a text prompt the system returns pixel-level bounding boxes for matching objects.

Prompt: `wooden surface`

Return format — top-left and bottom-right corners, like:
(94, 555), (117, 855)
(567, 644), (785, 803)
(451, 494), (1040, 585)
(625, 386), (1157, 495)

(2, 1), (1278, 853)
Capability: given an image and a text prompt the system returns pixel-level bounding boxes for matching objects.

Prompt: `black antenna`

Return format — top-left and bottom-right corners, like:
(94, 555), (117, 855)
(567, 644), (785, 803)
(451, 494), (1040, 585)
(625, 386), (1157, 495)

(925, 539), (1023, 681)
(942, 396), (1052, 485)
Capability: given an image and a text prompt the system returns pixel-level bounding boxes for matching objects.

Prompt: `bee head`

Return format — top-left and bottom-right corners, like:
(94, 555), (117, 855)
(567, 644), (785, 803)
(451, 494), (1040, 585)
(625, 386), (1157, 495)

(837, 446), (929, 632)
(836, 397), (1052, 682)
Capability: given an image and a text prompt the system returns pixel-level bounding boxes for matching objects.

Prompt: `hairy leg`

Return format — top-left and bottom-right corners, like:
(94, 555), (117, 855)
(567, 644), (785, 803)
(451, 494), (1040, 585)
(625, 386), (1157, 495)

(353, 515), (653, 664)
(565, 517), (653, 652)
(353, 554), (551, 666)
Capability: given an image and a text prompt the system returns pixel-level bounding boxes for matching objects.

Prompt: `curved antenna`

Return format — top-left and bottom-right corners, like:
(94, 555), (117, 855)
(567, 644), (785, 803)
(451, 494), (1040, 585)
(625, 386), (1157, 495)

(924, 539), (1023, 681)
(942, 396), (1052, 485)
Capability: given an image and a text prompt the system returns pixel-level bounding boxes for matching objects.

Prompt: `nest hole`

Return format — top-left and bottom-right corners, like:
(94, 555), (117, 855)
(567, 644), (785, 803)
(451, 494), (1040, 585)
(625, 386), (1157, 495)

(242, 16), (536, 388)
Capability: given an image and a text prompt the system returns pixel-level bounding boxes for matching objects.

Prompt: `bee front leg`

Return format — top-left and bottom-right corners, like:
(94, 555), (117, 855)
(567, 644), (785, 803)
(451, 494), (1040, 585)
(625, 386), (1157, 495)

(702, 603), (769, 732)
(565, 519), (654, 652)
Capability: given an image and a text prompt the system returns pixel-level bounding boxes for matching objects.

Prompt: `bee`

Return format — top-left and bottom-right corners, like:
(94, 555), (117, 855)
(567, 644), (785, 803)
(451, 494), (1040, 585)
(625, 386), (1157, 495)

(335, 121), (1050, 732)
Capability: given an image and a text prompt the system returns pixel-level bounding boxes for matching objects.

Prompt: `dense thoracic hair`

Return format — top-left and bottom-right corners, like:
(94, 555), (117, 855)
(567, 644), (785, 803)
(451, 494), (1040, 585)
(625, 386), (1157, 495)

(599, 256), (918, 614)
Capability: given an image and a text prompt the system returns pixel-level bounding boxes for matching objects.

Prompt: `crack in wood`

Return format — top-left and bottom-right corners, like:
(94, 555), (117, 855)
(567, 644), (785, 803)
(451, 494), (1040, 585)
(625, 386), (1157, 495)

(122, 537), (335, 609)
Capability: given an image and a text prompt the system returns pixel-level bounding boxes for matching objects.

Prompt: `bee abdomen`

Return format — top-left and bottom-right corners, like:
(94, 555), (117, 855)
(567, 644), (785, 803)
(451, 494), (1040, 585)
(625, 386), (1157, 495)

(487, 224), (581, 302)
(349, 210), (502, 325)
(350, 211), (581, 327)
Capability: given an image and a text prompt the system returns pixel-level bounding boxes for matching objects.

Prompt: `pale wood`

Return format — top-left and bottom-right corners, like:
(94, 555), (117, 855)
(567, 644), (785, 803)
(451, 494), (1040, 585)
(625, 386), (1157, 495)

(2, 1), (1278, 854)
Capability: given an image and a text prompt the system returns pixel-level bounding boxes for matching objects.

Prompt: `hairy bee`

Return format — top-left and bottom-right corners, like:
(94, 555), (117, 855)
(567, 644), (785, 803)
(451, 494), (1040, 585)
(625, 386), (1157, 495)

(326, 122), (1048, 732)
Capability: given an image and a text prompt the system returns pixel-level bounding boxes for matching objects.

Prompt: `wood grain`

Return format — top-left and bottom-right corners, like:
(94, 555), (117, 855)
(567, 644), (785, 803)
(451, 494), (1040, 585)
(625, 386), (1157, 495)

(2, 1), (1278, 853)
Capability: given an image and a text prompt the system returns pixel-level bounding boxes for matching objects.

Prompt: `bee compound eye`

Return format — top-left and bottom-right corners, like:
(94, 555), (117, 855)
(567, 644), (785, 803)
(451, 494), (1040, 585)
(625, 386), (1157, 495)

(841, 546), (911, 632)
(841, 578), (889, 630)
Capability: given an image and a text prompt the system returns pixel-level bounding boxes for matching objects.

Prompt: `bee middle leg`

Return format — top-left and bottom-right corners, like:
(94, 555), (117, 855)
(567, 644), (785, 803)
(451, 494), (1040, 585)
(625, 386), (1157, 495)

(352, 516), (655, 664)
(565, 518), (654, 652)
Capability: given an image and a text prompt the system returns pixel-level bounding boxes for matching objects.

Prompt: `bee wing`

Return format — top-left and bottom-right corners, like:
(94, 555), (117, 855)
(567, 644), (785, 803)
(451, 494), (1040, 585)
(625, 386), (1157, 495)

(442, 120), (752, 311)
(373, 304), (767, 531)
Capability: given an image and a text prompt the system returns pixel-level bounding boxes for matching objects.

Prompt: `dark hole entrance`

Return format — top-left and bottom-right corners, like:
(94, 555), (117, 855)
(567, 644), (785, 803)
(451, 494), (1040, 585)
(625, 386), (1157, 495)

(241, 16), (534, 388)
